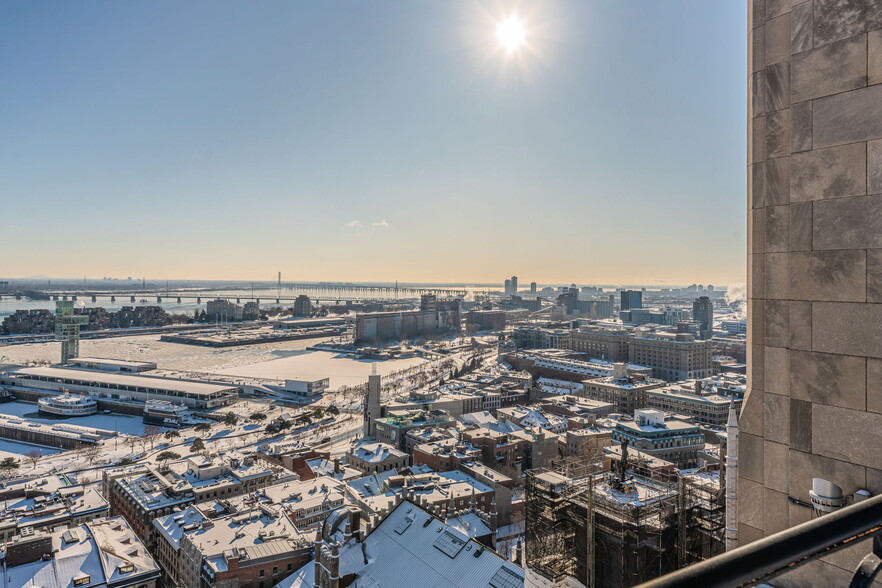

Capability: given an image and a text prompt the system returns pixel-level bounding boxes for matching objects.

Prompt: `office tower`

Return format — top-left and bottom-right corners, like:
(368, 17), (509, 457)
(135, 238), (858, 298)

(692, 296), (713, 338)
(504, 279), (511, 295)
(530, 282), (537, 294)
(419, 293), (437, 312)
(511, 275), (518, 294)
(742, 3), (882, 583)
(620, 289), (642, 311)
(293, 294), (312, 317)
(557, 287), (579, 314)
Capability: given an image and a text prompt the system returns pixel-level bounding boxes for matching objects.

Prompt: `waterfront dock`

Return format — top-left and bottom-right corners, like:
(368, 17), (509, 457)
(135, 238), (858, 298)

(160, 326), (348, 347)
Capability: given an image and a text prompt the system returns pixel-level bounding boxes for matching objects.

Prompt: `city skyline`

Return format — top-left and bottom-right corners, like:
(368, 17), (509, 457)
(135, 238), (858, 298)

(2, 1), (881, 585)
(1, 1), (747, 284)
(0, 275), (731, 288)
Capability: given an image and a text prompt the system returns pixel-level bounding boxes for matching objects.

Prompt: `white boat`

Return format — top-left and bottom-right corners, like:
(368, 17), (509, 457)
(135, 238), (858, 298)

(37, 391), (98, 416)
(143, 400), (188, 427)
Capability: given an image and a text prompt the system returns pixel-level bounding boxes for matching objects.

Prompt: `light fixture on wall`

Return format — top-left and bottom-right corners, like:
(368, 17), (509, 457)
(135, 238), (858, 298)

(809, 478), (872, 516)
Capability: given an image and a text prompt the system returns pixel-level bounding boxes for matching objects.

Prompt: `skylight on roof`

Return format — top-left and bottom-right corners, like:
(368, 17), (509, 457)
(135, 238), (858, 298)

(393, 515), (414, 535)
(489, 566), (523, 588)
(433, 530), (466, 558)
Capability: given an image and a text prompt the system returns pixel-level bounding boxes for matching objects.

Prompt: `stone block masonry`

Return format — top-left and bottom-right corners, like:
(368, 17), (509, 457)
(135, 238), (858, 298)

(744, 0), (882, 584)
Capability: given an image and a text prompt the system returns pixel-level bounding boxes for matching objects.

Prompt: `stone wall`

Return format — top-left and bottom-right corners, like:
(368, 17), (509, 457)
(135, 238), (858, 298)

(744, 0), (882, 584)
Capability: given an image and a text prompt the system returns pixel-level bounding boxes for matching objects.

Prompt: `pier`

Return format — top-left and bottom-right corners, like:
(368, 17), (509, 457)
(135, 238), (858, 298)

(159, 325), (349, 347)
(0, 415), (116, 450)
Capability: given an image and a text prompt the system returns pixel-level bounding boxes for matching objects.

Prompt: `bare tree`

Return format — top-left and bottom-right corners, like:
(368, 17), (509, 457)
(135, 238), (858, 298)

(25, 449), (42, 470)
(82, 444), (101, 467)
(141, 425), (163, 450)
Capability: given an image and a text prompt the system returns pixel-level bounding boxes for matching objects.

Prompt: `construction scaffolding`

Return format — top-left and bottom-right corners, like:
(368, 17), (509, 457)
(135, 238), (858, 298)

(525, 453), (724, 588)
(677, 471), (726, 563)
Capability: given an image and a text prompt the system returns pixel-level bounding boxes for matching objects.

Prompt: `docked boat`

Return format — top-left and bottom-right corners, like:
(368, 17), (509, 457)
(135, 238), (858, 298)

(37, 391), (98, 416)
(143, 400), (188, 427)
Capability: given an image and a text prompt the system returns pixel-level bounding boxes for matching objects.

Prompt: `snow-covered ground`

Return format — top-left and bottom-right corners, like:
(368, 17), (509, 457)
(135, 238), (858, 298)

(0, 333), (483, 482)
(0, 333), (337, 372)
(1, 407), (362, 483)
(0, 439), (62, 460)
(216, 350), (430, 390)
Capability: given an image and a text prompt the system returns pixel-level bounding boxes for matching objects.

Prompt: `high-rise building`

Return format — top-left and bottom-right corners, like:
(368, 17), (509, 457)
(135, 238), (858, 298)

(205, 298), (243, 322)
(742, 3), (882, 583)
(242, 300), (260, 320)
(293, 294), (312, 317)
(511, 275), (518, 294)
(620, 289), (642, 311)
(530, 281), (537, 294)
(504, 279), (511, 295)
(692, 296), (713, 338)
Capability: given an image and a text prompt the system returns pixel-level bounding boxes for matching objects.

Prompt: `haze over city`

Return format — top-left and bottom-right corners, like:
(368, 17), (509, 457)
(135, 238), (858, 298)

(1, 1), (746, 284)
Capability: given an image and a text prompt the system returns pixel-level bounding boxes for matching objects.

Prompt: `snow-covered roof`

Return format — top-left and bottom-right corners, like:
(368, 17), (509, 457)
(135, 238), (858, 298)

(305, 458), (361, 481)
(0, 486), (108, 532)
(497, 406), (566, 431)
(280, 500), (524, 588)
(11, 366), (239, 396)
(346, 470), (494, 515)
(4, 517), (159, 588)
(350, 442), (408, 464)
(459, 411), (497, 425)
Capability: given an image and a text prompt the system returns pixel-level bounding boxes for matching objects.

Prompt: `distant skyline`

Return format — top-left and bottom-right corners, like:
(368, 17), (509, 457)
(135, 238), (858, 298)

(0, 276), (728, 290)
(1, 1), (746, 284)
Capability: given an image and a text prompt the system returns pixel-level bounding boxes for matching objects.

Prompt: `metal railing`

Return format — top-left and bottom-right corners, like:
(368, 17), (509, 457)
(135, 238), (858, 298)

(637, 492), (882, 588)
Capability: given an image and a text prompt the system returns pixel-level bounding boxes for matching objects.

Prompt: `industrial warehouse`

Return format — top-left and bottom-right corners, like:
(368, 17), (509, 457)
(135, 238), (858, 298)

(0, 366), (239, 410)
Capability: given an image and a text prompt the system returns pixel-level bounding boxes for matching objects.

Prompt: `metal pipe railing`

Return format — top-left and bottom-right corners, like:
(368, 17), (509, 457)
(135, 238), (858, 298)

(637, 492), (882, 588)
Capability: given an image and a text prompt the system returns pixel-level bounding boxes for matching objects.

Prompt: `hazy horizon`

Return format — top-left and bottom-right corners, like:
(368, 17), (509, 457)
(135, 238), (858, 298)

(0, 276), (736, 290)
(1, 1), (747, 284)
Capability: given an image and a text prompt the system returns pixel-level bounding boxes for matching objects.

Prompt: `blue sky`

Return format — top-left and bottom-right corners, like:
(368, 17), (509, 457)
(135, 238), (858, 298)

(0, 1), (746, 285)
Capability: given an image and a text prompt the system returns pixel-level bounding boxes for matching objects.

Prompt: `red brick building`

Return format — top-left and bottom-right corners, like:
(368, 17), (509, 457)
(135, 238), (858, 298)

(412, 438), (482, 471)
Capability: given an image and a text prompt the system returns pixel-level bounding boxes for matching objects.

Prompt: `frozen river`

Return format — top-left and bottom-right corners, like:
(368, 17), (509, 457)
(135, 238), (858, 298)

(0, 333), (337, 372)
(217, 350), (430, 389)
(0, 332), (431, 392)
(0, 438), (62, 458)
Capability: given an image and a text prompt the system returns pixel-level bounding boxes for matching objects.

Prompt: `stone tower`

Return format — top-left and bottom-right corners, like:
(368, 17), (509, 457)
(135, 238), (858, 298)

(725, 400), (739, 552)
(744, 0), (882, 583)
(363, 364), (382, 437)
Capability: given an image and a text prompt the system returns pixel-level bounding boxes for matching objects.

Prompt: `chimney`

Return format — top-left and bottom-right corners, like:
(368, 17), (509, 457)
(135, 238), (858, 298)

(489, 497), (499, 549)
(333, 458), (341, 475)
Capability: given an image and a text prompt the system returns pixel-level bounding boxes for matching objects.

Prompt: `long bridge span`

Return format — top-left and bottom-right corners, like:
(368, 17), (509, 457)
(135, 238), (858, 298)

(1, 283), (469, 305)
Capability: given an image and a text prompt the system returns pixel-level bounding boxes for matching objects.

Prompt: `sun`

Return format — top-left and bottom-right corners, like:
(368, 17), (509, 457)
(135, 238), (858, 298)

(496, 16), (526, 54)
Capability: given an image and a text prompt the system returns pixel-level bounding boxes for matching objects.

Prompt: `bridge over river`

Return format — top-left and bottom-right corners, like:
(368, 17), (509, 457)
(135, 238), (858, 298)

(1, 282), (469, 305)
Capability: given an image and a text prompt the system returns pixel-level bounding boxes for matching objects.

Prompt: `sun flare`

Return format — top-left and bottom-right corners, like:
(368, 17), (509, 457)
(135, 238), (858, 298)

(496, 16), (526, 54)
